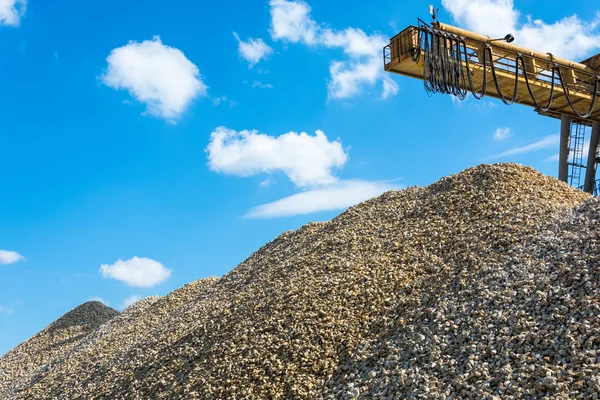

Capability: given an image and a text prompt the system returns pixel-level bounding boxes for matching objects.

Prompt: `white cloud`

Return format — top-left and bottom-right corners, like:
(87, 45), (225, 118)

(269, 0), (394, 99)
(251, 80), (274, 89)
(270, 0), (319, 44)
(260, 178), (272, 188)
(0, 250), (24, 265)
(88, 296), (109, 307)
(101, 36), (207, 120)
(213, 95), (236, 107)
(245, 180), (399, 218)
(382, 76), (399, 99)
(542, 137), (591, 164)
(487, 134), (558, 159)
(319, 27), (385, 58)
(206, 126), (348, 187)
(0, 0), (26, 27)
(213, 96), (227, 106)
(451, 94), (498, 110)
(0, 305), (14, 314)
(100, 256), (172, 288)
(472, 100), (498, 111)
(442, 0), (518, 39)
(233, 32), (273, 67)
(518, 16), (600, 59)
(121, 295), (141, 310)
(442, 0), (600, 59)
(493, 127), (512, 140)
(450, 95), (464, 107)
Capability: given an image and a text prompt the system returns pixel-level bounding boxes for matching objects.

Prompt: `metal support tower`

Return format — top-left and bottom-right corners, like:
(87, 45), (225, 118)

(559, 115), (571, 183)
(567, 121), (587, 187)
(584, 122), (600, 193)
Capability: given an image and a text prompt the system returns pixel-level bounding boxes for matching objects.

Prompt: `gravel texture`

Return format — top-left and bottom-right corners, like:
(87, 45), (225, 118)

(2, 163), (599, 399)
(0, 301), (119, 397)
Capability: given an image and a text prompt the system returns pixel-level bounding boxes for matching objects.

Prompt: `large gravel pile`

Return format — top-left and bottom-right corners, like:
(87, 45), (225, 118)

(3, 163), (599, 399)
(326, 187), (600, 399)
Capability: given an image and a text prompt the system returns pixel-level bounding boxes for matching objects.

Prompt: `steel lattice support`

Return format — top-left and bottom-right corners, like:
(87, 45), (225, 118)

(584, 122), (600, 193)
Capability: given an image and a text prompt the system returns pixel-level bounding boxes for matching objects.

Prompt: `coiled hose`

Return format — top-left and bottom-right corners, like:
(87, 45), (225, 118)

(414, 25), (600, 119)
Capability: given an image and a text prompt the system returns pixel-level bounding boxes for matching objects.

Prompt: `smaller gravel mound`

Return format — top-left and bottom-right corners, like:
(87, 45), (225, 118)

(12, 277), (220, 399)
(0, 302), (119, 397)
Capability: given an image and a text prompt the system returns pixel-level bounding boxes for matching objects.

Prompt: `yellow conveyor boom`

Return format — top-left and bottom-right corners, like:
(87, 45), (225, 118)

(384, 22), (600, 123)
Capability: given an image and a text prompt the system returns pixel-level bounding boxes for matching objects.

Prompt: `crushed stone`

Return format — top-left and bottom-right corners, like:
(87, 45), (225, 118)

(2, 163), (599, 399)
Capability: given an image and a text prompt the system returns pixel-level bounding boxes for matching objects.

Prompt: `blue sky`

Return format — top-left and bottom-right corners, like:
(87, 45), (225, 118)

(1, 0), (599, 355)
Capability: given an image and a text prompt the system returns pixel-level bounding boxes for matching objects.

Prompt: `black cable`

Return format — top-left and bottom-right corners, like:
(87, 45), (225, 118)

(556, 68), (599, 119)
(516, 57), (557, 112)
(488, 46), (519, 105)
(417, 25), (599, 119)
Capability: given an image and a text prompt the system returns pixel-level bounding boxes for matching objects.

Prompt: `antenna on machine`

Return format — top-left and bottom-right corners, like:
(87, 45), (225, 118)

(429, 5), (439, 22)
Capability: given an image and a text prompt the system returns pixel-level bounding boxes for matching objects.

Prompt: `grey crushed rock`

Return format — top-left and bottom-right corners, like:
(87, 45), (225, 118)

(2, 163), (600, 399)
(325, 194), (600, 399)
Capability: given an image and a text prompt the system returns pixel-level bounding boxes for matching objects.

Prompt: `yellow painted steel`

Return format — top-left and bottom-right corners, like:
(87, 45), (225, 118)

(384, 23), (600, 124)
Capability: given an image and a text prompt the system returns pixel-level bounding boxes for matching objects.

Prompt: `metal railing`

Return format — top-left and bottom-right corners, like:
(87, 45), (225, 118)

(577, 179), (600, 196)
(592, 179), (600, 196)
(383, 25), (421, 69)
(383, 44), (392, 68)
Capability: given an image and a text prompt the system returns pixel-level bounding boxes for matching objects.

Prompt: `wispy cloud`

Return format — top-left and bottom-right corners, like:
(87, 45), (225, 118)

(450, 94), (497, 110)
(472, 100), (498, 111)
(233, 32), (273, 67)
(213, 95), (236, 107)
(487, 134), (558, 160)
(206, 126), (399, 217)
(121, 295), (141, 310)
(0, 250), (25, 265)
(0, 305), (14, 314)
(260, 179), (273, 188)
(88, 296), (109, 306)
(251, 81), (274, 89)
(542, 137), (591, 164)
(244, 180), (399, 218)
(493, 127), (512, 141)
(450, 95), (464, 107)
(382, 77), (399, 99)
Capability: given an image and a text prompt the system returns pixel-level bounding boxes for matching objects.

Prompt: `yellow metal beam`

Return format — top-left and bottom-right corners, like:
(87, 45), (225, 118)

(433, 22), (593, 73)
(384, 24), (600, 124)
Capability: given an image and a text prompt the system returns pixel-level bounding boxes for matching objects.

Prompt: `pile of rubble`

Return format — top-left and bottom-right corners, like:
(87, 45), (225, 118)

(2, 163), (598, 399)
